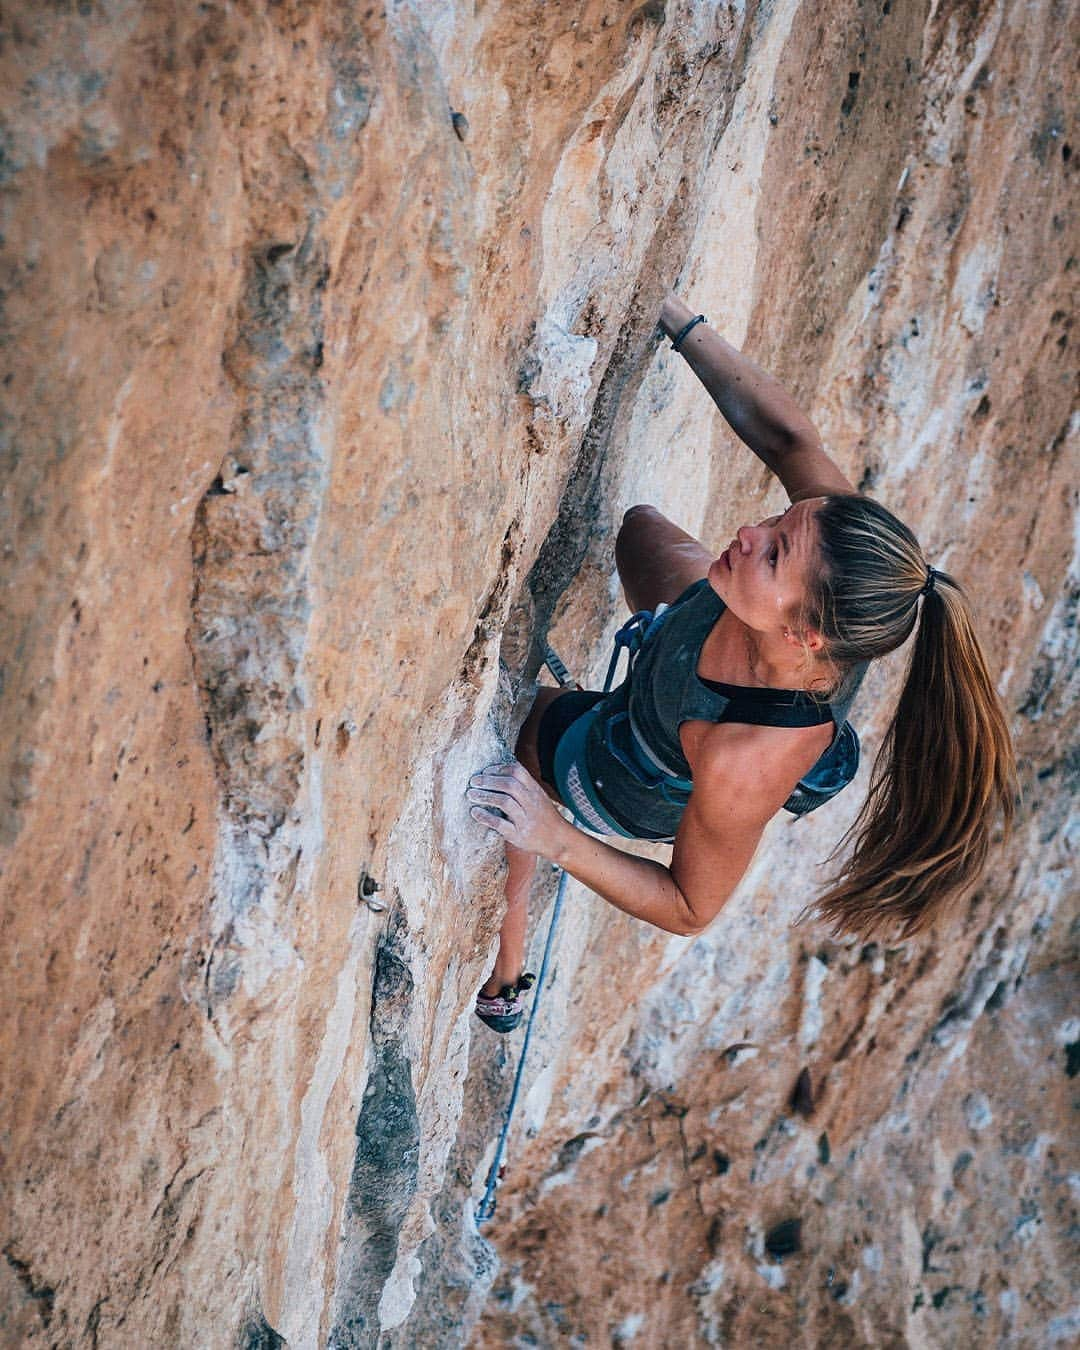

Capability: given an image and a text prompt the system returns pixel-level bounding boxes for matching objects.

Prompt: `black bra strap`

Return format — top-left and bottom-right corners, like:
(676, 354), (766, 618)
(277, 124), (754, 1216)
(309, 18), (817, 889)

(718, 700), (832, 728)
(700, 677), (833, 729)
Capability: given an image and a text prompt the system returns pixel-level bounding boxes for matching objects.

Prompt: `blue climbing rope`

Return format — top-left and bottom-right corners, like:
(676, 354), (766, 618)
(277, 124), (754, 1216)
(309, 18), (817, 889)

(476, 625), (654, 1224)
(476, 865), (569, 1224)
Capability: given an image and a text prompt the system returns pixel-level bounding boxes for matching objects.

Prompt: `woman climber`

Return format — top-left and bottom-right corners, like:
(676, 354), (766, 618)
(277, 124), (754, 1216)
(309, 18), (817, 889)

(468, 294), (1017, 1032)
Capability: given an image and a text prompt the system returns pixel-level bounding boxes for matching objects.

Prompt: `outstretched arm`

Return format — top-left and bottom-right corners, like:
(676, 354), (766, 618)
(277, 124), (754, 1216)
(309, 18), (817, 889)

(466, 732), (806, 936)
(468, 762), (710, 935)
(659, 295), (856, 502)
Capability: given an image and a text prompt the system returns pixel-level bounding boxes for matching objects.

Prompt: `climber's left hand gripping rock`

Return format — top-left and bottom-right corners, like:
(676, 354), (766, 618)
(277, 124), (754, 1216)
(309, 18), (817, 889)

(468, 761), (567, 858)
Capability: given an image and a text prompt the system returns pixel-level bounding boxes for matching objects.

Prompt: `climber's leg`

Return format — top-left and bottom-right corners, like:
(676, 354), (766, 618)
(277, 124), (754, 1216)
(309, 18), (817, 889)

(513, 683), (570, 789)
(477, 685), (570, 1010)
(616, 504), (713, 613)
(479, 841), (535, 996)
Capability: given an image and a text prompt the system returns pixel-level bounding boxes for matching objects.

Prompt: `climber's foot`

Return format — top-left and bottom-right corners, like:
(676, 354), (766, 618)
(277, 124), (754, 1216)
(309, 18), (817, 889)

(474, 973), (536, 1034)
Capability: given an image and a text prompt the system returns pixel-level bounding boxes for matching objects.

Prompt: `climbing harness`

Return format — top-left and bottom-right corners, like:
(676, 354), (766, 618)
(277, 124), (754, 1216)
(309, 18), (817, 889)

(555, 583), (862, 837)
(601, 605), (671, 694)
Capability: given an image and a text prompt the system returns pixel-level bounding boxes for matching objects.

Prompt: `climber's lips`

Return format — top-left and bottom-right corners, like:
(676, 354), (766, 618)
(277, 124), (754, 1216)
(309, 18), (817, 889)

(708, 546), (734, 593)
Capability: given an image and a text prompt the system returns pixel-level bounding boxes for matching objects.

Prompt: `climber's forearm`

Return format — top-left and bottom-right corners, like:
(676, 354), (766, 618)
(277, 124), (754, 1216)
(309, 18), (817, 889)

(658, 296), (820, 474)
(552, 821), (705, 937)
(467, 761), (705, 936)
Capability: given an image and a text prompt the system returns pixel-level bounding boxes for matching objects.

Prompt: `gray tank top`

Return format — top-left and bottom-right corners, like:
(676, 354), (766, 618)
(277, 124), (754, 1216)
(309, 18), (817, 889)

(582, 580), (864, 841)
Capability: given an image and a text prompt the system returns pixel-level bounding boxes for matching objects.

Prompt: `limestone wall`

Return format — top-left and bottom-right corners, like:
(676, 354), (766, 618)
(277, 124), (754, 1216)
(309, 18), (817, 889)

(1, 1), (1075, 1346)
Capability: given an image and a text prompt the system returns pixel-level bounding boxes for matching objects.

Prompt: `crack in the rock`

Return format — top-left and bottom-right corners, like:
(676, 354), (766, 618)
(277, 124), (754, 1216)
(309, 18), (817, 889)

(329, 913), (422, 1347)
(3, 1245), (56, 1327)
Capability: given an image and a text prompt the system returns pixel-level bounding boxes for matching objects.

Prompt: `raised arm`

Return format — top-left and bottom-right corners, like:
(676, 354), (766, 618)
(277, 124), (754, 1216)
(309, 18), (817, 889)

(659, 295), (856, 502)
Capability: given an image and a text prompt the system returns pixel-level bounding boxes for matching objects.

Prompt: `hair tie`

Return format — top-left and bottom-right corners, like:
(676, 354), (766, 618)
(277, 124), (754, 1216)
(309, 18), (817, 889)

(920, 567), (938, 598)
(671, 314), (706, 352)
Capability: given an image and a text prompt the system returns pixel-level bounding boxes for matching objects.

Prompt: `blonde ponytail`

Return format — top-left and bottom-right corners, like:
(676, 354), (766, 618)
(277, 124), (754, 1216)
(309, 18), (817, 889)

(806, 497), (1017, 939)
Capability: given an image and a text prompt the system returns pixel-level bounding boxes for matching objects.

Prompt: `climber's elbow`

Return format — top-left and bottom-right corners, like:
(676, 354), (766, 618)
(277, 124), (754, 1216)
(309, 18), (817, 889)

(672, 909), (710, 938)
(669, 881), (723, 938)
(666, 865), (738, 937)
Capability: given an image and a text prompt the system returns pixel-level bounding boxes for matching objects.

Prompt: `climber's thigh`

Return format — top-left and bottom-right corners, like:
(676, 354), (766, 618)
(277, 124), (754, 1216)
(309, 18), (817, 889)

(514, 686), (571, 803)
(615, 505), (713, 614)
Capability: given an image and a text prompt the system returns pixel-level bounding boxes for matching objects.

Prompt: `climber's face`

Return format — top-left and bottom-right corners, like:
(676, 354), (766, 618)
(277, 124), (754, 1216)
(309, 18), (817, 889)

(708, 497), (825, 642)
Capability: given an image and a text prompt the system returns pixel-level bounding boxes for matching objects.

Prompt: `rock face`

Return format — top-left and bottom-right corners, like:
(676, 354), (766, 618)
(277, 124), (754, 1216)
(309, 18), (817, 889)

(0, 1), (1075, 1346)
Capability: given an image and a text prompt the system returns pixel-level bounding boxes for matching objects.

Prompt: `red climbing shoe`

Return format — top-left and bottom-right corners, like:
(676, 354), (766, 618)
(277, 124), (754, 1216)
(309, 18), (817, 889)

(474, 973), (536, 1033)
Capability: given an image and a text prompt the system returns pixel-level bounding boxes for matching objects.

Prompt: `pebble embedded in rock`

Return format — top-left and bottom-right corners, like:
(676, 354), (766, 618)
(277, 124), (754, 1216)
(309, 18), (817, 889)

(963, 1092), (993, 1132)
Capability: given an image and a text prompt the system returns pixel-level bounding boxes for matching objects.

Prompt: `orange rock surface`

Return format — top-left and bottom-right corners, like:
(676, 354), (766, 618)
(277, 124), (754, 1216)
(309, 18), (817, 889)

(0, 1), (1074, 1345)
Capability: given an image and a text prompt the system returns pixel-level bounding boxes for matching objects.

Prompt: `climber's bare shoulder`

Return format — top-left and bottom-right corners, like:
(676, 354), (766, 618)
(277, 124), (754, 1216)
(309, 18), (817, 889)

(669, 719), (833, 930)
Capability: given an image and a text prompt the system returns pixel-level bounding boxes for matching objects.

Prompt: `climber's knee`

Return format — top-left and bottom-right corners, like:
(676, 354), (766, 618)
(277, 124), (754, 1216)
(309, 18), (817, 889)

(514, 686), (570, 798)
(616, 505), (712, 613)
(618, 504), (662, 542)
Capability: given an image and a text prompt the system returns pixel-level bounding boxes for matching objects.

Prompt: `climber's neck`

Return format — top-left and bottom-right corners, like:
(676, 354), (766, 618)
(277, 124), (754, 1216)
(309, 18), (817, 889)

(701, 607), (836, 694)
